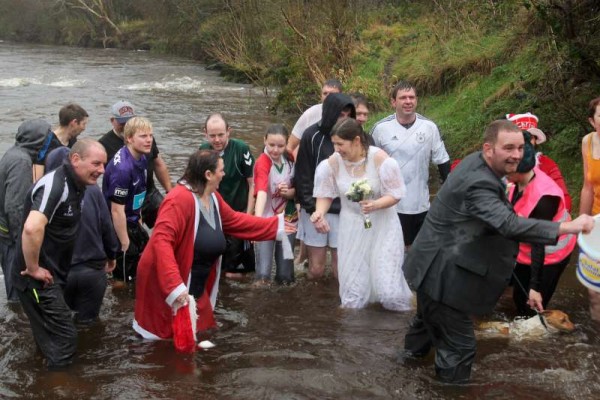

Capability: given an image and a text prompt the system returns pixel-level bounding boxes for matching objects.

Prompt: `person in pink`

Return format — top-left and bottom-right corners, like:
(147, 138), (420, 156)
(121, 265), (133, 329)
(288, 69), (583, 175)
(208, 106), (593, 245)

(133, 150), (292, 341)
(507, 131), (576, 315)
(507, 112), (572, 212)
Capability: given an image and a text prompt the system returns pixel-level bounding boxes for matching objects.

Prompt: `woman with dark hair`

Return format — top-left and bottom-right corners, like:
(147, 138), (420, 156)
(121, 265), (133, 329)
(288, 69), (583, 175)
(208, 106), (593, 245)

(133, 150), (292, 341)
(310, 118), (412, 310)
(507, 131), (576, 315)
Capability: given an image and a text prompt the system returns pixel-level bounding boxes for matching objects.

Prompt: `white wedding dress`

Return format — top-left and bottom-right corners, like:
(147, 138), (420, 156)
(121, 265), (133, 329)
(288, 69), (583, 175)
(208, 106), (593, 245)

(314, 146), (413, 311)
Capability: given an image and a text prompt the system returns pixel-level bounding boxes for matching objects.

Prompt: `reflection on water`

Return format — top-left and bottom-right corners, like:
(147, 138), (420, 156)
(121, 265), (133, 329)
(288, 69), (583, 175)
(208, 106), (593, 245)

(1, 43), (600, 399)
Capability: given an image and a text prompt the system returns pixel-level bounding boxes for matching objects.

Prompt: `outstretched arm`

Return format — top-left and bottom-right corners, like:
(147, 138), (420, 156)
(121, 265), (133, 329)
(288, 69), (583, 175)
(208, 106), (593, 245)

(218, 193), (280, 241)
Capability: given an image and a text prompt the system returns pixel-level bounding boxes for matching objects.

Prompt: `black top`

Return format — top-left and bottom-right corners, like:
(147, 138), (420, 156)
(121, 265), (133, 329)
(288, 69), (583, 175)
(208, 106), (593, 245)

(13, 160), (86, 289)
(295, 93), (356, 214)
(37, 131), (76, 165)
(71, 185), (120, 268)
(188, 202), (227, 298)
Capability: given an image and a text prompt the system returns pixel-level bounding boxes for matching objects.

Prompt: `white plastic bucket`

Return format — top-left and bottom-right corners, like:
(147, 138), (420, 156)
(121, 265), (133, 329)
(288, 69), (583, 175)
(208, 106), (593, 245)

(577, 214), (600, 293)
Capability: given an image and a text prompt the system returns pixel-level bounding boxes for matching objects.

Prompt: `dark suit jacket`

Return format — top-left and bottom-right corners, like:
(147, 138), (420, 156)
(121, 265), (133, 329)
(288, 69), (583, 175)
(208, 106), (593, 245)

(402, 151), (560, 315)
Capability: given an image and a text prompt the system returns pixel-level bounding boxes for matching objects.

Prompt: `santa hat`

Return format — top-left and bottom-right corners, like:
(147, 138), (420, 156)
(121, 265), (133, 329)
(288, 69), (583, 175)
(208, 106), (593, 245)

(172, 295), (197, 353)
(506, 113), (547, 144)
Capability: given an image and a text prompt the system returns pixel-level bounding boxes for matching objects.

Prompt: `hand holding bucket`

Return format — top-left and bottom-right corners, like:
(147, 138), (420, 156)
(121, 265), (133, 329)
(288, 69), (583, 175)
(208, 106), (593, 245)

(577, 214), (600, 292)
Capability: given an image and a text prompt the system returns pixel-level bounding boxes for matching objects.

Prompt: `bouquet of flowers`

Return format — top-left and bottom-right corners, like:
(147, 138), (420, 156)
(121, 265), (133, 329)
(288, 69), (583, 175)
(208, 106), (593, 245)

(345, 178), (373, 229)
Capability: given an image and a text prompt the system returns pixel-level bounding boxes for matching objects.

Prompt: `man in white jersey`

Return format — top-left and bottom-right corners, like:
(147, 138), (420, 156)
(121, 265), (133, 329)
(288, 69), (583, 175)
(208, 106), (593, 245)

(371, 81), (451, 247)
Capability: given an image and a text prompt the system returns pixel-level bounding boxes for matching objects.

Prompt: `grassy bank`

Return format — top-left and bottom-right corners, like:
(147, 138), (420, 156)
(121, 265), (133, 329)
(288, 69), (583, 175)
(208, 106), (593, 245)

(1, 0), (599, 209)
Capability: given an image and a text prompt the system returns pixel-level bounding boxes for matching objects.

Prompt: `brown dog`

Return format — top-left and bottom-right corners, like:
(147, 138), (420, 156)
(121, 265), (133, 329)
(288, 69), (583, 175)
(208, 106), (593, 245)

(477, 310), (575, 339)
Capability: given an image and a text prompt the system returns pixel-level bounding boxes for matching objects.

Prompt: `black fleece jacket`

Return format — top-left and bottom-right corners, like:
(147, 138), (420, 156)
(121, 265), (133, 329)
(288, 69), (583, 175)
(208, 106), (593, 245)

(295, 93), (356, 214)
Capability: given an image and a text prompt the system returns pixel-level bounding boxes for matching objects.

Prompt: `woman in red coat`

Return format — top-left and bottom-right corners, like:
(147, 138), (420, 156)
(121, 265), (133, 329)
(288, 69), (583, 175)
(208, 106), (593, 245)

(133, 150), (289, 340)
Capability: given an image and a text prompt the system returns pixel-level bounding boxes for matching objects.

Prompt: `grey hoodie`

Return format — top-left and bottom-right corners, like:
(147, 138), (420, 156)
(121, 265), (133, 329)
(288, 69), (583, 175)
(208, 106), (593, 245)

(0, 119), (51, 241)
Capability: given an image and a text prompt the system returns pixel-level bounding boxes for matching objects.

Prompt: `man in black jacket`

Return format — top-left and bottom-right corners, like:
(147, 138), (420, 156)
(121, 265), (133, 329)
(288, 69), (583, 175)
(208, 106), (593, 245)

(295, 93), (355, 280)
(13, 139), (108, 368)
(401, 120), (594, 383)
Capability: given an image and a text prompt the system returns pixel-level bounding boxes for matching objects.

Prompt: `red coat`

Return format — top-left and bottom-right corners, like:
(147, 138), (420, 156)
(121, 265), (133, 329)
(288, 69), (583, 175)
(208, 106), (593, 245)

(133, 184), (281, 339)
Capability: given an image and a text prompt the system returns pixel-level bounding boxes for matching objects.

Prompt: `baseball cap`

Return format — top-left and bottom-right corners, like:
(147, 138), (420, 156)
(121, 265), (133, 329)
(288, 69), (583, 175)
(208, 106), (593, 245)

(111, 101), (136, 124)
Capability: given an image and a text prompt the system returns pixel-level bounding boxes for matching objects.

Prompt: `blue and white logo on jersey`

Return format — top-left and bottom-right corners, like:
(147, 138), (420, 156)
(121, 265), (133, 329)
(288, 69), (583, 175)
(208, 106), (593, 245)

(133, 191), (146, 210)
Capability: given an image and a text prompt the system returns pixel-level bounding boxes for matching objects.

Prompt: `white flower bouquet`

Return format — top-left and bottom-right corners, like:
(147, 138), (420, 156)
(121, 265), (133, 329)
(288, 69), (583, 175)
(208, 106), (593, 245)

(345, 178), (373, 229)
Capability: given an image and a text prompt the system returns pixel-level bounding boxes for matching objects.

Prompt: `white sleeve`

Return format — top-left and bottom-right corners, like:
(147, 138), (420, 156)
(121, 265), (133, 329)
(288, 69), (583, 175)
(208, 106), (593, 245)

(313, 159), (339, 198)
(291, 113), (309, 139)
(292, 104), (321, 139)
(379, 158), (406, 200)
(430, 125), (450, 165)
(371, 126), (382, 147)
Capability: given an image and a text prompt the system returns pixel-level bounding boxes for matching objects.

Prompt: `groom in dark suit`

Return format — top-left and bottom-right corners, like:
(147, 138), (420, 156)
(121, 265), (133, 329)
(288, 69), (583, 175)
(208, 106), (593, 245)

(401, 119), (594, 383)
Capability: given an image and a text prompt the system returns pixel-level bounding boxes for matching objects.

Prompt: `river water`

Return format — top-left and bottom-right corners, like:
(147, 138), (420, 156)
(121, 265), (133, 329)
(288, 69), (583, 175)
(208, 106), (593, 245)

(1, 42), (599, 399)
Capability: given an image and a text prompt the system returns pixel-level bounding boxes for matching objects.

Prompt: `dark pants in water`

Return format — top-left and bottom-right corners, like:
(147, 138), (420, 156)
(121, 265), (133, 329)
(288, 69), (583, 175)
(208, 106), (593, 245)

(17, 280), (77, 368)
(64, 262), (107, 323)
(0, 238), (18, 302)
(404, 290), (475, 384)
(222, 235), (255, 274)
(113, 224), (149, 282)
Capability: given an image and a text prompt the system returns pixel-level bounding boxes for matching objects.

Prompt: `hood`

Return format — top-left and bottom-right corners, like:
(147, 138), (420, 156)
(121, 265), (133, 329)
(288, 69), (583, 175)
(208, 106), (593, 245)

(320, 93), (356, 134)
(15, 118), (51, 161)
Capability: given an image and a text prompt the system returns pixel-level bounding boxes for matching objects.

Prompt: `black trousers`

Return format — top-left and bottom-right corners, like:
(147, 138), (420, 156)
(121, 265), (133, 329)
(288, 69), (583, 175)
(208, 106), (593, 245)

(222, 235), (255, 273)
(18, 280), (77, 368)
(113, 224), (149, 282)
(512, 254), (571, 316)
(404, 290), (476, 384)
(64, 263), (107, 323)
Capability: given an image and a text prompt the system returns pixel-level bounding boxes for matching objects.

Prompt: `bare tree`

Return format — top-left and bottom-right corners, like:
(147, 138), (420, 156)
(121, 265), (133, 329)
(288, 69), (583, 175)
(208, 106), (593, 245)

(55, 0), (121, 47)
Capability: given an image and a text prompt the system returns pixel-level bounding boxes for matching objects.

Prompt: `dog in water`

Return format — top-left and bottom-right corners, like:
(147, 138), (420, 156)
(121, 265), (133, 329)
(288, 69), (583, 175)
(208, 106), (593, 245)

(477, 310), (575, 340)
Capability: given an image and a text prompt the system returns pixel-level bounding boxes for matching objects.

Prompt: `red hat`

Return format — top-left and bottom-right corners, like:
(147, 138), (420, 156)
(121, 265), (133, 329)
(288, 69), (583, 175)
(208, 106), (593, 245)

(506, 112), (538, 130)
(506, 112), (546, 144)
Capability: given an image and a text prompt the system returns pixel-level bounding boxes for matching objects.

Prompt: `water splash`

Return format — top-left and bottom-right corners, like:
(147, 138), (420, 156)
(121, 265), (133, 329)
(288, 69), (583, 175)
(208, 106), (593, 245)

(119, 76), (210, 92)
(0, 77), (85, 87)
(0, 77), (41, 87)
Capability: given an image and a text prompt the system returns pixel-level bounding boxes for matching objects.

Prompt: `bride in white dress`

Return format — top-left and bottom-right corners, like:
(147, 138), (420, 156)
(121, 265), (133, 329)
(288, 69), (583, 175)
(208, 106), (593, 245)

(310, 118), (413, 311)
